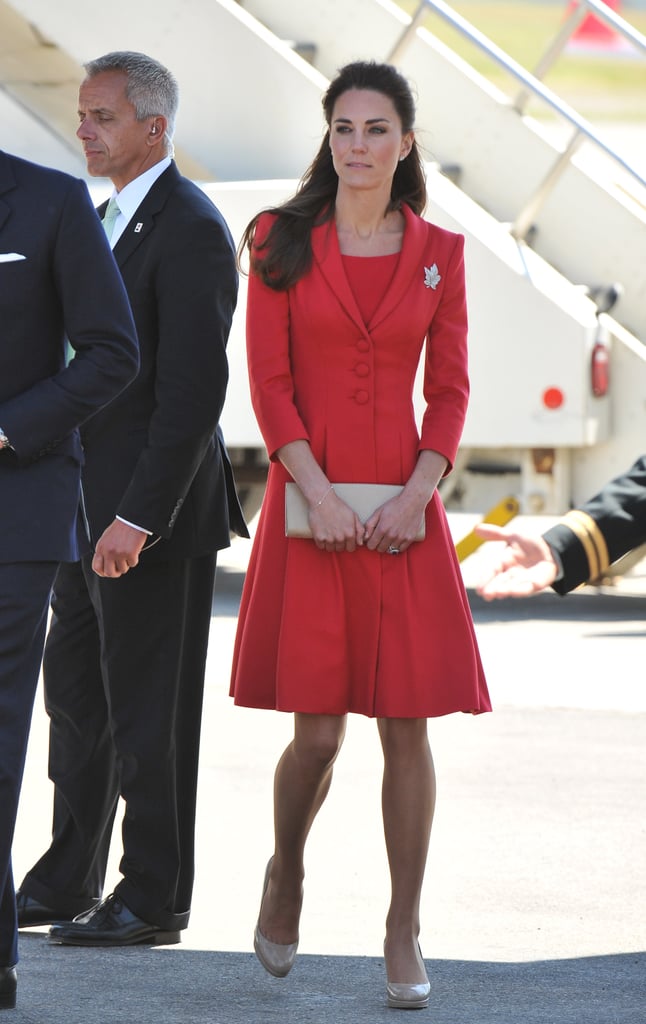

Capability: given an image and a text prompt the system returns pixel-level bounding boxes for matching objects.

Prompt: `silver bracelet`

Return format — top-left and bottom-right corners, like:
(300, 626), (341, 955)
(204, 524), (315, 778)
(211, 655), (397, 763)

(315, 484), (334, 508)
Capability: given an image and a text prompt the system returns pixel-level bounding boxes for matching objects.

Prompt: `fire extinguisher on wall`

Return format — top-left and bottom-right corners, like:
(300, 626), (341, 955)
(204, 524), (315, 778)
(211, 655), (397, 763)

(588, 283), (622, 398)
(591, 320), (610, 398)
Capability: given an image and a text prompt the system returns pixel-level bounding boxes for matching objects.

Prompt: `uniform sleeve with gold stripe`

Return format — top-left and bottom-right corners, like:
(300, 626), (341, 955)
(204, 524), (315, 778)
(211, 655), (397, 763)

(543, 454), (646, 595)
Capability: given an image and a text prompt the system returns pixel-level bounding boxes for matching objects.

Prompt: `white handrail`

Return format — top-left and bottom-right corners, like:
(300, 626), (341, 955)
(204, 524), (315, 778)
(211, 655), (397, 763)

(387, 0), (646, 240)
(516, 0), (646, 112)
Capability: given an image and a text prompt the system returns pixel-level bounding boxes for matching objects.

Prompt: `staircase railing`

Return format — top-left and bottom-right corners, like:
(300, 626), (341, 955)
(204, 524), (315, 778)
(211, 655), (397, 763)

(387, 0), (646, 241)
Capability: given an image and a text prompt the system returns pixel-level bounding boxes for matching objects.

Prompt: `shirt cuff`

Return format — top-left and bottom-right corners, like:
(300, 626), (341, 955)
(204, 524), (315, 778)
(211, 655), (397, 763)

(116, 515), (152, 536)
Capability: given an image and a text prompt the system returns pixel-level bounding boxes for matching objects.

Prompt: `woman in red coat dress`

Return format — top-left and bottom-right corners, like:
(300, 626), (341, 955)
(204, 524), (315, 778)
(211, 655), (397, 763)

(230, 61), (491, 1009)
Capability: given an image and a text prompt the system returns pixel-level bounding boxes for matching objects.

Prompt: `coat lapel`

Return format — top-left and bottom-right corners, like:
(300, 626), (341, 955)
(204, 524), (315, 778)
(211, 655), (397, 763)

(109, 162), (179, 268)
(367, 205), (430, 332)
(311, 218), (368, 335)
(311, 205), (433, 336)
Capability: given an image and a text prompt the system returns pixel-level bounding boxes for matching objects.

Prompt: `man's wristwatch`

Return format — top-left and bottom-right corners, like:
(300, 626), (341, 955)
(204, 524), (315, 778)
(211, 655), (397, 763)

(0, 428), (12, 450)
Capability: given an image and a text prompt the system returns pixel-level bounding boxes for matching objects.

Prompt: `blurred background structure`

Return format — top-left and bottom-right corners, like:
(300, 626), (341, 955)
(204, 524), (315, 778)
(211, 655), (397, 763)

(2, 0), (645, 525)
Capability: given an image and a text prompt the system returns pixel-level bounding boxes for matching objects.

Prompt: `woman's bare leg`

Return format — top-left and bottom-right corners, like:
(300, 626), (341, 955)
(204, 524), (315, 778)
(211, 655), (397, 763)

(378, 717), (436, 984)
(258, 712), (347, 944)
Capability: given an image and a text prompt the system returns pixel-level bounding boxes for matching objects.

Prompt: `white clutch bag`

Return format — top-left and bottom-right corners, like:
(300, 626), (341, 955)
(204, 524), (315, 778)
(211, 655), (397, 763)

(285, 482), (426, 540)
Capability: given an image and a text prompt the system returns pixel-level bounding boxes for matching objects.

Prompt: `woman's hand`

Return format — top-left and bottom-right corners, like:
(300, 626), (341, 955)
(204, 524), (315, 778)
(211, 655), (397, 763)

(362, 449), (444, 555)
(277, 440), (366, 553)
(363, 491), (427, 555)
(309, 488), (365, 552)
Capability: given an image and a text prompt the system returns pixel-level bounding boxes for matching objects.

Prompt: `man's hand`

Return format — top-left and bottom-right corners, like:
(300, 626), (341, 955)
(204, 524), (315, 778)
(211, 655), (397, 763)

(474, 523), (559, 600)
(92, 520), (148, 578)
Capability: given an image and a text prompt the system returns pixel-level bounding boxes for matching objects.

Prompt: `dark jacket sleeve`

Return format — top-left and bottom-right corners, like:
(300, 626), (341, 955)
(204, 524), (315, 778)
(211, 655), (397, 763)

(0, 177), (139, 461)
(116, 192), (238, 538)
(544, 455), (646, 594)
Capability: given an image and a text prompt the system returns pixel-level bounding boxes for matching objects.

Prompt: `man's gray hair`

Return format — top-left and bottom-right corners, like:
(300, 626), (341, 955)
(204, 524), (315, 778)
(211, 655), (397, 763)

(83, 51), (178, 156)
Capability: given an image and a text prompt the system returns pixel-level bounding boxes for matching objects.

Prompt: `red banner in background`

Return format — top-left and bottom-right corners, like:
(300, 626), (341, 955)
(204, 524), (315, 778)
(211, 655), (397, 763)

(566, 0), (630, 51)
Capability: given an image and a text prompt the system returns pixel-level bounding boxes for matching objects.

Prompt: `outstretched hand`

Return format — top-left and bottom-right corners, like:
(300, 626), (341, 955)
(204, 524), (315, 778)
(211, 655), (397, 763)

(474, 523), (558, 600)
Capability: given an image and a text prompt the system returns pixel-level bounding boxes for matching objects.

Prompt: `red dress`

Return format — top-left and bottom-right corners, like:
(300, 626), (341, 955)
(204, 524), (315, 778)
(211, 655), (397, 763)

(230, 207), (491, 718)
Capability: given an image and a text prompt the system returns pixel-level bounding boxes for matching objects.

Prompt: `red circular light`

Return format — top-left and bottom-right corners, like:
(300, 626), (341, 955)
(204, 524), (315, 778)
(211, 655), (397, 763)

(542, 387), (564, 409)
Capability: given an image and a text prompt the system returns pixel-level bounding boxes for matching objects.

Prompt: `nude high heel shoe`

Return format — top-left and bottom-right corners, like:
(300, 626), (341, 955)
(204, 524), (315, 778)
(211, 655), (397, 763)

(385, 942), (430, 1009)
(386, 980), (431, 1010)
(253, 858), (299, 978)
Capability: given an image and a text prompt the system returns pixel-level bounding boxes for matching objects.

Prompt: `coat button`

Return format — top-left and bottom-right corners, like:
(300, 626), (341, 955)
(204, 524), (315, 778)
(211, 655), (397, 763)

(354, 389), (369, 405)
(356, 339), (370, 352)
(354, 362), (370, 378)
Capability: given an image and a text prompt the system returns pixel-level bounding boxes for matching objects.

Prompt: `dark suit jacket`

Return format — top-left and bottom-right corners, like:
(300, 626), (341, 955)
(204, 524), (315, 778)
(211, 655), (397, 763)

(0, 150), (139, 563)
(81, 161), (247, 559)
(546, 454), (646, 594)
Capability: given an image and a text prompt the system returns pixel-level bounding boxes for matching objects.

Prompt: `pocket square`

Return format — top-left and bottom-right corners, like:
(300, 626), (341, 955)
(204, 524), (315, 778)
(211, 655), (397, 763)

(0, 252), (26, 262)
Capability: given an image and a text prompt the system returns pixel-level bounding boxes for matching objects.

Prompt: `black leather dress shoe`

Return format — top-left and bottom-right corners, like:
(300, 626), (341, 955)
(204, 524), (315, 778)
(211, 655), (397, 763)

(16, 890), (82, 928)
(0, 965), (17, 1010)
(48, 893), (181, 947)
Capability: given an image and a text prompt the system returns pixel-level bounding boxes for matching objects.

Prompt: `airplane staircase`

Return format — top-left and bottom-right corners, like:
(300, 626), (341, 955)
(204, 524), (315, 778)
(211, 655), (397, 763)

(2, 0), (646, 510)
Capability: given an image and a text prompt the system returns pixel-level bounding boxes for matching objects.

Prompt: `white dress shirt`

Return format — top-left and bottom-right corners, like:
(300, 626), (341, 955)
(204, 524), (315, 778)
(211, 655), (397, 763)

(107, 156), (172, 248)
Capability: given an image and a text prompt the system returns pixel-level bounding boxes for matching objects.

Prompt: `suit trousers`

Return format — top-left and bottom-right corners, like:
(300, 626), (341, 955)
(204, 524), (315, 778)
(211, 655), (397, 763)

(21, 550), (217, 932)
(0, 561), (58, 967)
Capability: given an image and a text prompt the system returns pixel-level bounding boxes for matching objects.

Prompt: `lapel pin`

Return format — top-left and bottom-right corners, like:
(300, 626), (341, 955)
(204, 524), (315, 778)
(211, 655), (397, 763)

(424, 264), (441, 290)
(134, 222), (143, 233)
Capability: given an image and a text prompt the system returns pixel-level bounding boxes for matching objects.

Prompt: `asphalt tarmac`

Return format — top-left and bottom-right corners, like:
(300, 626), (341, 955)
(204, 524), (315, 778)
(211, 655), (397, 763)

(9, 522), (646, 1023)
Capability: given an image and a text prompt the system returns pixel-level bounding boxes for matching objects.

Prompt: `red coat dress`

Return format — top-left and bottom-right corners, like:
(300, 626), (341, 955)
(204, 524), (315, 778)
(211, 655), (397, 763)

(230, 204), (490, 718)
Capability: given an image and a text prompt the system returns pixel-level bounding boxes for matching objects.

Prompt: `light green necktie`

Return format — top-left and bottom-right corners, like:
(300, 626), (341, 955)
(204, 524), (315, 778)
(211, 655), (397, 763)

(102, 196), (120, 243)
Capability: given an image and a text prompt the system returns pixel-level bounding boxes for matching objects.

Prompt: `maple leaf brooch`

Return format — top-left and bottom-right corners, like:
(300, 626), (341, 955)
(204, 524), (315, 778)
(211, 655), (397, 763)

(423, 264), (441, 290)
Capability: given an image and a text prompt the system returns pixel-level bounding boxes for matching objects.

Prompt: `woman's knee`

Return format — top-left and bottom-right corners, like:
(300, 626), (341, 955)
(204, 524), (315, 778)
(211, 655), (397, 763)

(379, 717), (430, 760)
(293, 713), (346, 770)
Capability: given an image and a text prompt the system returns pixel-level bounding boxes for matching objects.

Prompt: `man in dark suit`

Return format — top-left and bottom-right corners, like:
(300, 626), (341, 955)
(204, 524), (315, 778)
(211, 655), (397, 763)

(0, 149), (138, 1008)
(17, 52), (247, 947)
(475, 455), (646, 598)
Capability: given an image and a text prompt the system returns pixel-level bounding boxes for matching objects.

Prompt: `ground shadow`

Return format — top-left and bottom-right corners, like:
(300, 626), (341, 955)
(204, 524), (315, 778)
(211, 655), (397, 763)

(212, 564), (646, 627)
(468, 587), (646, 627)
(13, 941), (645, 1024)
